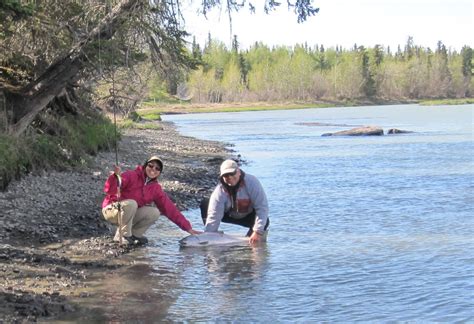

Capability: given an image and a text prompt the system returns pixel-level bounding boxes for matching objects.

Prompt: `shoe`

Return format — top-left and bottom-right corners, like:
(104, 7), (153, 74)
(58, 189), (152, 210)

(131, 235), (148, 245)
(113, 235), (134, 245)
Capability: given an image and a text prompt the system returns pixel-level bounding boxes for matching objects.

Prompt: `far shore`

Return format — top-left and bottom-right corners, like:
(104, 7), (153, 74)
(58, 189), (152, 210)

(136, 98), (473, 116)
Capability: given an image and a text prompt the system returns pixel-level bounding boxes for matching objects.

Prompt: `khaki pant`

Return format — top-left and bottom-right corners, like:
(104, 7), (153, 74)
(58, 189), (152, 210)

(102, 199), (160, 238)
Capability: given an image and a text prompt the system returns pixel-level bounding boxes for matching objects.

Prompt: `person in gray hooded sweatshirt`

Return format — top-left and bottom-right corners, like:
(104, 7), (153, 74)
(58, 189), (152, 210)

(200, 159), (269, 244)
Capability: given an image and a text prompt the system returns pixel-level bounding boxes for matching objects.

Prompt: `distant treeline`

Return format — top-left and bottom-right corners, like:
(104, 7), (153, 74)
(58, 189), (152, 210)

(177, 36), (473, 103)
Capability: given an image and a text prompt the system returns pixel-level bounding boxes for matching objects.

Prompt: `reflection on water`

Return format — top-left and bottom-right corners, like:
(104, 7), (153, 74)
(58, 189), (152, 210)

(57, 249), (182, 322)
(178, 244), (269, 284)
(167, 244), (270, 322)
(58, 236), (270, 322)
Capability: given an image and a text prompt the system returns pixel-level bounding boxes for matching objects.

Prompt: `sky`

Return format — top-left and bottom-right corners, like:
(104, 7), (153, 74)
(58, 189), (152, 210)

(181, 0), (473, 51)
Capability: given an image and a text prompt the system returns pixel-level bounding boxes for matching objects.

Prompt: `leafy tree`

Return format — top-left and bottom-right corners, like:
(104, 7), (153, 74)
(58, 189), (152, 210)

(232, 35), (239, 53)
(404, 36), (415, 60)
(461, 46), (473, 77)
(460, 46), (473, 96)
(372, 45), (384, 67)
(1, 0), (193, 135)
(238, 52), (250, 88)
(1, 0), (320, 136)
(290, 44), (314, 100)
(432, 41), (453, 97)
(192, 36), (203, 63)
(376, 59), (405, 99)
(359, 46), (376, 97)
(222, 56), (245, 101)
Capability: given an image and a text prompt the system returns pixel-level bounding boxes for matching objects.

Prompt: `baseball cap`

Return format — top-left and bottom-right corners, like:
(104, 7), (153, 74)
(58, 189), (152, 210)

(145, 155), (163, 171)
(220, 159), (238, 177)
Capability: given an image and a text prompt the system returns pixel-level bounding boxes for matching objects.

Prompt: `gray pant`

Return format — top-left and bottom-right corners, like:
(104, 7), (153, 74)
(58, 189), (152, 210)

(102, 199), (160, 238)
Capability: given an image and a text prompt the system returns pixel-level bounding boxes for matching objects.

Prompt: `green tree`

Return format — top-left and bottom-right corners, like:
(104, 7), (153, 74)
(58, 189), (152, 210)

(461, 46), (473, 77)
(192, 36), (203, 62)
(404, 36), (415, 60)
(1, 0), (320, 136)
(238, 52), (250, 89)
(359, 46), (376, 97)
(232, 35), (239, 53)
(222, 56), (245, 101)
(246, 43), (273, 100)
(431, 41), (453, 97)
(1, 0), (193, 136)
(461, 46), (473, 96)
(376, 60), (405, 99)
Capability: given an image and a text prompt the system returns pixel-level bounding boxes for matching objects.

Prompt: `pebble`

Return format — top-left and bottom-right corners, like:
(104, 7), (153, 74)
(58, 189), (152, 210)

(0, 121), (233, 322)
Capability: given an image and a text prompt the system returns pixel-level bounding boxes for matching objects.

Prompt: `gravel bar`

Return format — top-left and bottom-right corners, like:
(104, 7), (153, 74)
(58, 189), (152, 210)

(0, 121), (235, 322)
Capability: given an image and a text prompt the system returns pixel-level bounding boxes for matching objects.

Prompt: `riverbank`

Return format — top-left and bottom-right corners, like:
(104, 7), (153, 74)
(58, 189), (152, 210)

(0, 121), (232, 322)
(138, 98), (420, 115)
(138, 98), (474, 116)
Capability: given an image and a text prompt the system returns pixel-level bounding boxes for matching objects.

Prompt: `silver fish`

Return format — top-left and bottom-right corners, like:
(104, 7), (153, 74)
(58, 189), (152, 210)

(179, 232), (249, 247)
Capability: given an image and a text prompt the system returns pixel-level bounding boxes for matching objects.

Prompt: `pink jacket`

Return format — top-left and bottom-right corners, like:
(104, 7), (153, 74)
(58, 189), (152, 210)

(102, 165), (192, 231)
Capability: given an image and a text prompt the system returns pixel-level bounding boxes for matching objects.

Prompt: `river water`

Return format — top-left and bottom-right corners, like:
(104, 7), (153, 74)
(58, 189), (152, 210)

(66, 104), (474, 322)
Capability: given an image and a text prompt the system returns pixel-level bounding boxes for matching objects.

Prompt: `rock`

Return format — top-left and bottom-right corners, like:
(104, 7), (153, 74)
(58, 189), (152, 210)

(0, 121), (232, 323)
(387, 128), (414, 134)
(322, 126), (384, 136)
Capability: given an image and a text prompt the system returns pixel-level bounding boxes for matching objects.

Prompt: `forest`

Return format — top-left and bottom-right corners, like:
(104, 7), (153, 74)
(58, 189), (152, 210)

(183, 36), (473, 104)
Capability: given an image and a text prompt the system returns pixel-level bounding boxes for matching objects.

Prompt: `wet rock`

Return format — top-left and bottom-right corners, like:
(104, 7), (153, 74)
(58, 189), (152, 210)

(322, 126), (384, 136)
(387, 128), (414, 134)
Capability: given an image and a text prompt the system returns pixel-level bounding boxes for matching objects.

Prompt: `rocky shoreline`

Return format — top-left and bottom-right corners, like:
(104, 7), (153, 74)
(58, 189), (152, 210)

(0, 121), (233, 322)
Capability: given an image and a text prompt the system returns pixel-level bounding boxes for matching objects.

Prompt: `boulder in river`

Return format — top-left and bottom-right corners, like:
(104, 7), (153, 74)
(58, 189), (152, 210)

(387, 128), (414, 134)
(322, 126), (384, 136)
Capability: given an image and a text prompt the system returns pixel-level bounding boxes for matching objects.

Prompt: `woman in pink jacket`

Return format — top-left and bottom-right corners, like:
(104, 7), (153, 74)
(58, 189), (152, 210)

(102, 155), (201, 245)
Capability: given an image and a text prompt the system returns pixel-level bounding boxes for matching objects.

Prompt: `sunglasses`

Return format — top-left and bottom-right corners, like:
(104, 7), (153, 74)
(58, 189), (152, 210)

(222, 170), (237, 178)
(146, 163), (161, 171)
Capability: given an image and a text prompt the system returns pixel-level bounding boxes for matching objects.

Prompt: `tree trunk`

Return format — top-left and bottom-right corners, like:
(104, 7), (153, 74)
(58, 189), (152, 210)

(8, 0), (142, 137)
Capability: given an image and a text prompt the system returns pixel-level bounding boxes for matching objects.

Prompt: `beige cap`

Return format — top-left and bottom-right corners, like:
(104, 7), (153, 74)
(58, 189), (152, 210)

(146, 155), (163, 171)
(220, 159), (238, 176)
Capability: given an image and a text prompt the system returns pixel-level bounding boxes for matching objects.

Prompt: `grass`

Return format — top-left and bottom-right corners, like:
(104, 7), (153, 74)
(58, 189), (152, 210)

(0, 111), (117, 190)
(138, 97), (474, 115)
(118, 119), (162, 130)
(137, 111), (162, 121)
(137, 101), (336, 115)
(419, 98), (474, 106)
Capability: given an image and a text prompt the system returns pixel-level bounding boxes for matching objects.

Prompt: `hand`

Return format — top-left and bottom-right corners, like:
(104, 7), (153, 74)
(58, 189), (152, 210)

(187, 229), (202, 235)
(113, 165), (121, 176)
(249, 231), (262, 244)
(109, 165), (121, 177)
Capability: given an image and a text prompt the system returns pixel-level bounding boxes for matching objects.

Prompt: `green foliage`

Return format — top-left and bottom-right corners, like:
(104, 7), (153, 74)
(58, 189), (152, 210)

(127, 111), (142, 122)
(138, 112), (162, 121)
(461, 46), (473, 77)
(145, 78), (180, 103)
(419, 98), (474, 106)
(118, 119), (135, 129)
(185, 36), (472, 103)
(118, 119), (162, 130)
(0, 135), (22, 189)
(0, 111), (117, 190)
(0, 0), (34, 21)
(70, 116), (117, 156)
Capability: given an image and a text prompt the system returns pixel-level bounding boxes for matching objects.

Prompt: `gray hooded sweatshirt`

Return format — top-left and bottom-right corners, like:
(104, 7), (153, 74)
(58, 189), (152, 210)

(204, 172), (269, 234)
